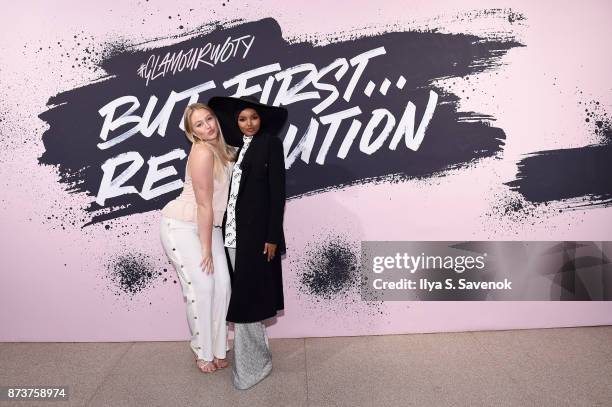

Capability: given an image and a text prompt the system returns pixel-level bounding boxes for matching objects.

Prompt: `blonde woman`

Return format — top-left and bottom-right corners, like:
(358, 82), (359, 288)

(160, 103), (235, 373)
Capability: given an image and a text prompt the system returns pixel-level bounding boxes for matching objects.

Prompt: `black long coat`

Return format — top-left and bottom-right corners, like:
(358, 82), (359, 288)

(224, 131), (286, 323)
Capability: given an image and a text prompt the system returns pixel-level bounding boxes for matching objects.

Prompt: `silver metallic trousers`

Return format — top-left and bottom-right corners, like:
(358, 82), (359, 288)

(227, 248), (273, 390)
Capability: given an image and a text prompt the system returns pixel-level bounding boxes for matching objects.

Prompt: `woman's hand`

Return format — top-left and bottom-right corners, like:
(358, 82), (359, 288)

(263, 242), (277, 262)
(200, 248), (214, 274)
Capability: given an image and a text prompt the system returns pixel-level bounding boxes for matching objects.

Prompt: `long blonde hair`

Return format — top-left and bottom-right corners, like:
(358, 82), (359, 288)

(183, 103), (236, 180)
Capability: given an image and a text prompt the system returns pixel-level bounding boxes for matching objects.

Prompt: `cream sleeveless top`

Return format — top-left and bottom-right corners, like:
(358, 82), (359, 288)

(161, 153), (233, 226)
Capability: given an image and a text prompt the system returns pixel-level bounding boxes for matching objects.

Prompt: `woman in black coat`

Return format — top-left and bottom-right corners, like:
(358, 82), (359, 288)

(208, 95), (287, 390)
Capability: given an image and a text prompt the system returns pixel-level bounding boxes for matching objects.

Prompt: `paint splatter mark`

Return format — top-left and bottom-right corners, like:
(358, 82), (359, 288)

(298, 236), (359, 300)
(481, 185), (563, 237)
(503, 195), (525, 213)
(290, 234), (385, 322)
(507, 10), (526, 23)
(105, 253), (161, 297)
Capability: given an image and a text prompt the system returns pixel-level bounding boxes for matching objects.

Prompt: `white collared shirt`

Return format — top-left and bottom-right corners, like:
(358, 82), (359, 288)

(224, 135), (253, 248)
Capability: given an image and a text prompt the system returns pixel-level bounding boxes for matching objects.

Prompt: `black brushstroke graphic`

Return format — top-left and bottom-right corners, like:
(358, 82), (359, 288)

(39, 17), (522, 224)
(298, 236), (359, 300)
(507, 103), (612, 208)
(105, 253), (160, 296)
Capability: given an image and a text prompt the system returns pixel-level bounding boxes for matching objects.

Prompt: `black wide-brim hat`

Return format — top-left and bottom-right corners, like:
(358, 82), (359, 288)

(208, 96), (288, 147)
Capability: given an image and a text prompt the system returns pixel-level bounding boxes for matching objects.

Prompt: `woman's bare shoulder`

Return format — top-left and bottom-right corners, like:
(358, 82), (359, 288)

(190, 142), (214, 157)
(188, 144), (214, 172)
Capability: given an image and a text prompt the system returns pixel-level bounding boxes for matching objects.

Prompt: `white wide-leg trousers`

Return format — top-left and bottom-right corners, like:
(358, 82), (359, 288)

(160, 217), (231, 361)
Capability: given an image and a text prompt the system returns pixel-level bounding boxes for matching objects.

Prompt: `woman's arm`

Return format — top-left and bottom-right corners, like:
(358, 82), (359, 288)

(264, 136), (286, 260)
(190, 145), (215, 273)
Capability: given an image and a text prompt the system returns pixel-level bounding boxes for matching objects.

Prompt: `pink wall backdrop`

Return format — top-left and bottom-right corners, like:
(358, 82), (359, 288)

(1, 0), (611, 341)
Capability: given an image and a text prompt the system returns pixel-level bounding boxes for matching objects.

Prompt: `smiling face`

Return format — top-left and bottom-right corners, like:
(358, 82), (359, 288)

(189, 108), (219, 142)
(237, 108), (261, 137)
